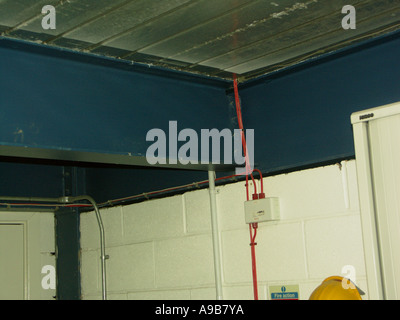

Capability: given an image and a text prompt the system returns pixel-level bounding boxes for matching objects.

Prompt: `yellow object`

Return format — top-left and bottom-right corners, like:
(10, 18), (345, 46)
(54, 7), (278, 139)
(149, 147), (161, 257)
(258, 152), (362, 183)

(309, 276), (363, 300)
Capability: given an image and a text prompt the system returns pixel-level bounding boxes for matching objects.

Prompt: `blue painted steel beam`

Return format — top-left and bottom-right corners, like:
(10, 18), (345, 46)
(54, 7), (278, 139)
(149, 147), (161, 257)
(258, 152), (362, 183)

(233, 30), (400, 175)
(0, 160), (64, 198)
(0, 37), (234, 172)
(3, 29), (400, 203)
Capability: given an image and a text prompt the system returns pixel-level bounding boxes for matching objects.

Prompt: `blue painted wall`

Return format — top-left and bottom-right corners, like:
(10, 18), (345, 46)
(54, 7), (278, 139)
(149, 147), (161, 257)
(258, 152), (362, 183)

(236, 32), (400, 174)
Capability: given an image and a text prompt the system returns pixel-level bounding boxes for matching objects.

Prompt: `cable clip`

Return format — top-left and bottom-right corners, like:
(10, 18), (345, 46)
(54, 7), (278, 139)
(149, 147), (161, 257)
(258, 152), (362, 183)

(142, 192), (150, 200)
(106, 200), (114, 207)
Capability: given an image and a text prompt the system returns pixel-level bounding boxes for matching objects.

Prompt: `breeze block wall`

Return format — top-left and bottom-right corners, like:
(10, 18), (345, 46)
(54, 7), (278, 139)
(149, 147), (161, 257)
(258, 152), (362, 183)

(80, 159), (368, 300)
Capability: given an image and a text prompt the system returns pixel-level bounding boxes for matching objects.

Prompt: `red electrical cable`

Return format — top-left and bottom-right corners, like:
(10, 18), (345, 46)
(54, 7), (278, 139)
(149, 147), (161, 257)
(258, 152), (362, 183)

(0, 203), (92, 208)
(98, 173), (239, 207)
(0, 174), (243, 211)
(249, 223), (259, 300)
(233, 74), (257, 197)
(233, 74), (259, 300)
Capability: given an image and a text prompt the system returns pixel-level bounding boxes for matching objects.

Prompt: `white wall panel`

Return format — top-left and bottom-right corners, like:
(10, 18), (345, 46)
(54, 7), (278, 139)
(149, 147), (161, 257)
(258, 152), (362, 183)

(352, 101), (400, 299)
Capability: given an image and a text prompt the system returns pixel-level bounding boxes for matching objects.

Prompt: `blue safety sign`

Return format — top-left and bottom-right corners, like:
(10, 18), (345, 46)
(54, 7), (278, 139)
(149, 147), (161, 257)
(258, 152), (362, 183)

(269, 285), (299, 300)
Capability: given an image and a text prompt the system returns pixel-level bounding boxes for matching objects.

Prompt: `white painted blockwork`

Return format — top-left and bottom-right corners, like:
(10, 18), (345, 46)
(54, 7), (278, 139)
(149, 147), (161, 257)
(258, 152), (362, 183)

(80, 160), (368, 300)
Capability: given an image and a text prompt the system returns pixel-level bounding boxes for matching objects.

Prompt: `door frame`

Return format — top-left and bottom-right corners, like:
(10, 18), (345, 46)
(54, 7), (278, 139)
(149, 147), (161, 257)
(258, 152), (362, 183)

(0, 210), (55, 300)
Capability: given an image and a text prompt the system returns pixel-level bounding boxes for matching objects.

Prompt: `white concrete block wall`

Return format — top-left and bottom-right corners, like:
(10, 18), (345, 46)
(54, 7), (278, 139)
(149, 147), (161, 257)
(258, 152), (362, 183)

(80, 160), (368, 300)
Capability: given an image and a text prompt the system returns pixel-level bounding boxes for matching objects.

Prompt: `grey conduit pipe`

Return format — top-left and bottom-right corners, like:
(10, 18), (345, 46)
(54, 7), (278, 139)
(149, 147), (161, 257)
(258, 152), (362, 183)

(208, 170), (223, 300)
(0, 195), (107, 300)
(60, 196), (107, 300)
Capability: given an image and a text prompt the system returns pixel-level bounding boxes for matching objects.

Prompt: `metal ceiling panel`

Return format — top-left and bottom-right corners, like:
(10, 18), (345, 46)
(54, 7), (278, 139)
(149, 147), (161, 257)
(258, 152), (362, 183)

(173, 0), (360, 66)
(104, 0), (253, 55)
(1, 0), (399, 81)
(208, 2), (389, 72)
(64, 0), (191, 46)
(223, 0), (400, 74)
(1, 0), (130, 44)
(139, 0), (299, 60)
(9, 0), (127, 36)
(0, 0), (58, 27)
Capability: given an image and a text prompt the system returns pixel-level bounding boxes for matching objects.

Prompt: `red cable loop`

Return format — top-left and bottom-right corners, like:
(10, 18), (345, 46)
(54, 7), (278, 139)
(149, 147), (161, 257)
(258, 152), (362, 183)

(253, 168), (264, 198)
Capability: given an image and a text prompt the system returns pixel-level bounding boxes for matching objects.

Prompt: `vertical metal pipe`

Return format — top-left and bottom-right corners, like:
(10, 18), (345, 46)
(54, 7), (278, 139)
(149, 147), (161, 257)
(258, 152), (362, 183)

(208, 170), (223, 300)
(62, 195), (107, 300)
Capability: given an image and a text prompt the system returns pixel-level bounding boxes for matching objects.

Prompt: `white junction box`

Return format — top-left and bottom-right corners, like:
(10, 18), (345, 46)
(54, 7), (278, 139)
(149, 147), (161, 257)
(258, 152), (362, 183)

(244, 197), (280, 224)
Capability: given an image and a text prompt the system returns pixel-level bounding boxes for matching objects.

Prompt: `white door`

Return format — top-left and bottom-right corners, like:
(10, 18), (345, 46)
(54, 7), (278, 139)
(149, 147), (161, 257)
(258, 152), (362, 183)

(0, 224), (25, 300)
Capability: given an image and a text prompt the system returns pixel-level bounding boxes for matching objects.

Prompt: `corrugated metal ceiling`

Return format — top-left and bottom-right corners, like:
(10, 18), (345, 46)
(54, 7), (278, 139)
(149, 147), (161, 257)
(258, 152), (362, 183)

(1, 0), (399, 81)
